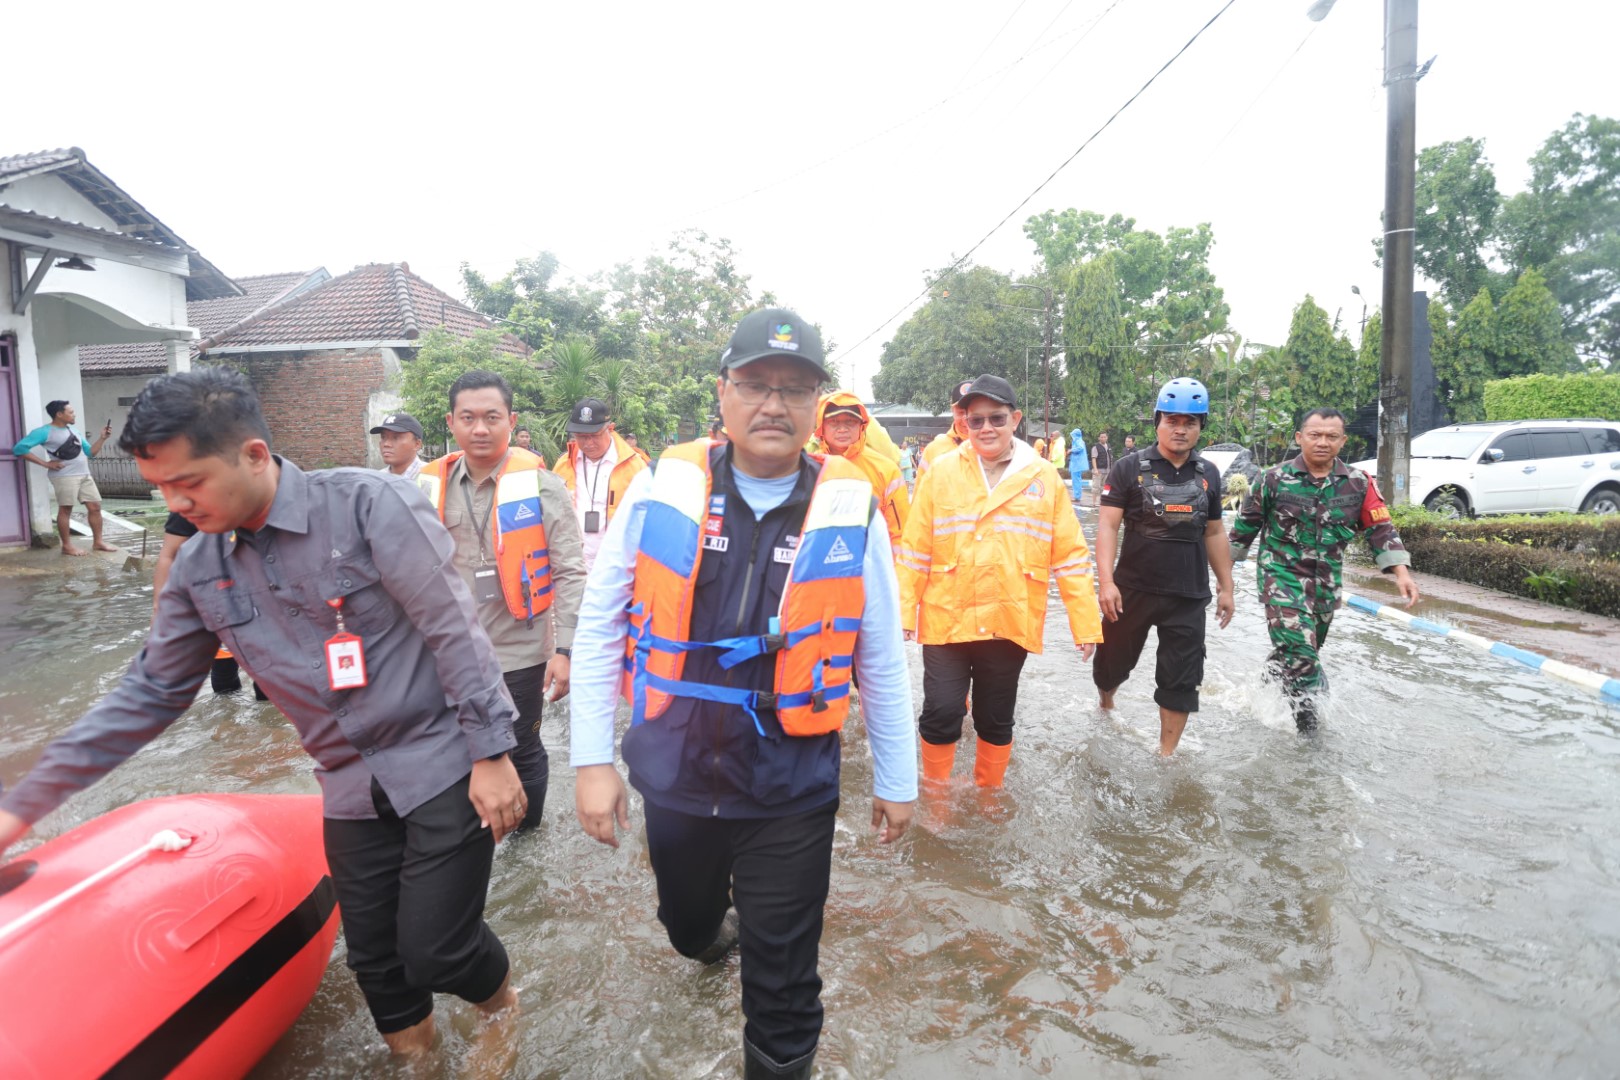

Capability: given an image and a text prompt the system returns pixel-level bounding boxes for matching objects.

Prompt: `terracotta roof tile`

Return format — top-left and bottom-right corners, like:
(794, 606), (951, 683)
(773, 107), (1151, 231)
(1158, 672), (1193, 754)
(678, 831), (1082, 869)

(79, 271), (323, 374)
(202, 263), (528, 357)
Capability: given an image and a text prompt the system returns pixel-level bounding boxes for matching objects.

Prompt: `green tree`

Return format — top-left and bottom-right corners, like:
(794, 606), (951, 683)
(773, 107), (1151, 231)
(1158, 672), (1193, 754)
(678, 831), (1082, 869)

(398, 328), (544, 451)
(1406, 138), (1507, 307)
(1498, 114), (1620, 361)
(1023, 209), (1231, 350)
(462, 252), (631, 357)
(1436, 289), (1499, 422)
(1281, 295), (1361, 418)
(873, 264), (1043, 413)
(1495, 268), (1579, 377)
(1056, 254), (1137, 438)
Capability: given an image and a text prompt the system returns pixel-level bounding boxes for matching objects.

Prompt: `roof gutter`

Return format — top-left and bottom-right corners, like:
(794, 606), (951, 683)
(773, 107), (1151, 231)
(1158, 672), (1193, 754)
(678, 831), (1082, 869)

(200, 340), (419, 356)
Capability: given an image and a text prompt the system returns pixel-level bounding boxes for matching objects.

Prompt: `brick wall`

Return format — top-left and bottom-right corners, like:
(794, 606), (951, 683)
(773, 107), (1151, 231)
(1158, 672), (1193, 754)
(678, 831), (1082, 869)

(244, 349), (384, 469)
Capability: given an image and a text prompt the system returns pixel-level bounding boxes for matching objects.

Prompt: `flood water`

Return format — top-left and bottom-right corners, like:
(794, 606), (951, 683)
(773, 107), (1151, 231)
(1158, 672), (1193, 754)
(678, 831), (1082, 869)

(2, 526), (1619, 1079)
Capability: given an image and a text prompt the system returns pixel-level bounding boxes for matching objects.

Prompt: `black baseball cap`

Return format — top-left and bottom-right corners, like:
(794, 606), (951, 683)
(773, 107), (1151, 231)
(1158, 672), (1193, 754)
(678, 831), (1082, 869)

(567, 397), (611, 433)
(370, 412), (423, 438)
(959, 374), (1017, 409)
(720, 307), (831, 382)
(948, 379), (975, 406)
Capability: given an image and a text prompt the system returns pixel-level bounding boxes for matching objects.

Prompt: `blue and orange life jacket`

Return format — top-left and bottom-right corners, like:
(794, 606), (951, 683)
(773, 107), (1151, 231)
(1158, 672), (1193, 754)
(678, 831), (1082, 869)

(418, 449), (553, 624)
(625, 442), (872, 737)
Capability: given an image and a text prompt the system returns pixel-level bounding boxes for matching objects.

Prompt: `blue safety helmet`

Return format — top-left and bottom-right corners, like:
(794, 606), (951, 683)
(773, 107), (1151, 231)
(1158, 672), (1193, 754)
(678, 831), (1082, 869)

(1155, 378), (1209, 415)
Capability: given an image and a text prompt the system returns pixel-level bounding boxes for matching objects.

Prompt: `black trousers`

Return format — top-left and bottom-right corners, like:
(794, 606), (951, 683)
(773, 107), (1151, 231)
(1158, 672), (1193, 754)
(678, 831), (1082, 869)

(917, 639), (1029, 747)
(504, 664), (548, 830)
(643, 799), (838, 1067)
(322, 774), (509, 1033)
(1092, 587), (1208, 713)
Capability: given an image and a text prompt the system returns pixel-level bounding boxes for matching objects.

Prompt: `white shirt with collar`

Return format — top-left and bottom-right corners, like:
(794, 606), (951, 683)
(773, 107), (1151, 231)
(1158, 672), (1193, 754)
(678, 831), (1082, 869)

(573, 437), (618, 570)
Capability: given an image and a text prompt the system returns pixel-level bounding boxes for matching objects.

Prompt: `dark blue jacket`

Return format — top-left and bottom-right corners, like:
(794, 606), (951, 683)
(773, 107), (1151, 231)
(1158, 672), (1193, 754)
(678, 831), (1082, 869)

(621, 446), (843, 818)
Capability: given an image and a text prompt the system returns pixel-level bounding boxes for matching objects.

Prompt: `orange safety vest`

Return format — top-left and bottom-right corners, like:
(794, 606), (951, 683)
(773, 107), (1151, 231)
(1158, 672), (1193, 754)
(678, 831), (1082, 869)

(626, 442), (871, 737)
(919, 426), (967, 473)
(552, 432), (649, 525)
(419, 449), (553, 624)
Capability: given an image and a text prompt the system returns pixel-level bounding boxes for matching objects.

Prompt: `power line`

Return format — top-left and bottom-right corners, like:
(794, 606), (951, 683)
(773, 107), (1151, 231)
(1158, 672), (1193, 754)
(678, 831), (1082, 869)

(949, 0), (1031, 93)
(1209, 23), (1319, 152)
(832, 0), (1242, 366)
(1009, 0), (1131, 111)
(685, 1), (1127, 220)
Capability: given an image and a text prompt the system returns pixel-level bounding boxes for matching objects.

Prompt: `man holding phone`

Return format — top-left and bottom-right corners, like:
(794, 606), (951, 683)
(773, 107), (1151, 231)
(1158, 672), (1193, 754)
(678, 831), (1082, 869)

(11, 400), (117, 556)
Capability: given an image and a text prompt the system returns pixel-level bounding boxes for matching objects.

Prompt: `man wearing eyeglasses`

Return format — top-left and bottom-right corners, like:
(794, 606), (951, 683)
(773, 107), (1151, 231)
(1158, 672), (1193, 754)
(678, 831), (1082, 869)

(898, 374), (1103, 788)
(1093, 378), (1235, 756)
(568, 307), (916, 1080)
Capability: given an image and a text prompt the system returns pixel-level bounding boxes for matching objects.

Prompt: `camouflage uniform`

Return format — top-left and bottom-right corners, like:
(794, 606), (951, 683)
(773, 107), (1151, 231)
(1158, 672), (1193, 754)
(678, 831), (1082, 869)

(1228, 455), (1411, 701)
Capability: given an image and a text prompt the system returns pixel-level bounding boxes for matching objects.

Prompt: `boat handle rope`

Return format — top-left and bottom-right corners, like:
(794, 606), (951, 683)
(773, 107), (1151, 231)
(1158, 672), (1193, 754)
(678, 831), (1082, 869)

(0, 829), (192, 945)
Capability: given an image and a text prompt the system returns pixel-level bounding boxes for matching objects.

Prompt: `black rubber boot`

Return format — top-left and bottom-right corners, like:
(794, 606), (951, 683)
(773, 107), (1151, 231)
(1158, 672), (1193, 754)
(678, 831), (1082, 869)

(694, 909), (740, 965)
(1293, 696), (1319, 735)
(743, 1037), (815, 1079)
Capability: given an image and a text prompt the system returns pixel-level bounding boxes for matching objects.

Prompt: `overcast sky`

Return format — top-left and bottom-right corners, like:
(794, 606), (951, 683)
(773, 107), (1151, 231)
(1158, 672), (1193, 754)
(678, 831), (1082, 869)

(11, 0), (1617, 397)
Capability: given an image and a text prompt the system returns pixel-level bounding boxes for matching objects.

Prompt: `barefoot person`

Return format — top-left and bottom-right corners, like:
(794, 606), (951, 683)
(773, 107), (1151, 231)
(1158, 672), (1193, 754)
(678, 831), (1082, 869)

(0, 369), (526, 1057)
(12, 399), (117, 555)
(1093, 379), (1236, 755)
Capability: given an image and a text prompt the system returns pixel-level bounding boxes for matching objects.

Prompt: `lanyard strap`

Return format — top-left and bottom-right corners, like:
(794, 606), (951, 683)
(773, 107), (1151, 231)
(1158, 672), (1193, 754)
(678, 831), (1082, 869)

(461, 474), (495, 564)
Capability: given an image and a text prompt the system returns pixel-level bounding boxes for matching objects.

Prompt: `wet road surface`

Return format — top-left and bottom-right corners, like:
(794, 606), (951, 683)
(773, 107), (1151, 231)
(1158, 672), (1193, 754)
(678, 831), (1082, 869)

(1, 532), (1617, 1079)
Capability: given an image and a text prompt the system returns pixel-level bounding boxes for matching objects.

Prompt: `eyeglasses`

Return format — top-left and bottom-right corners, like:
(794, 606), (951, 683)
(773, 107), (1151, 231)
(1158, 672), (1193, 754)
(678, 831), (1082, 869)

(725, 379), (819, 407)
(965, 412), (1011, 431)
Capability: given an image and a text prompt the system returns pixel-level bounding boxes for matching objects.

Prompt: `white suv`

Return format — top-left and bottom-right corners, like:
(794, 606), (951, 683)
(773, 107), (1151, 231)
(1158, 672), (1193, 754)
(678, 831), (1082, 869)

(1350, 419), (1620, 516)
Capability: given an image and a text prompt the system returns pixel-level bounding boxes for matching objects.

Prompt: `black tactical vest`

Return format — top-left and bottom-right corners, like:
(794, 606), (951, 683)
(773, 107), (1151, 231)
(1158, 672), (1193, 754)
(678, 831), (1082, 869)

(1134, 449), (1208, 543)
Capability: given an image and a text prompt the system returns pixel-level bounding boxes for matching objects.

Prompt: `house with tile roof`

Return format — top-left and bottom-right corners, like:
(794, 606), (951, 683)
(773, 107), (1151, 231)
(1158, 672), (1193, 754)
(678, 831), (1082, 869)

(81, 261), (529, 482)
(0, 147), (239, 547)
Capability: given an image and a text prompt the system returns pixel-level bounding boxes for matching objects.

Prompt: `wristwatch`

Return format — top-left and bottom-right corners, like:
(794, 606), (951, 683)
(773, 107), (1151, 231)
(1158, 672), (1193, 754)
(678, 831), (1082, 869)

(554, 647), (572, 658)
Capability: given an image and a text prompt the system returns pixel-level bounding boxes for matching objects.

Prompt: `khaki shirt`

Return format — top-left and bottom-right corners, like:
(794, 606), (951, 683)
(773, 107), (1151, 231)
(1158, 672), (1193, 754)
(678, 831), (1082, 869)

(443, 454), (586, 673)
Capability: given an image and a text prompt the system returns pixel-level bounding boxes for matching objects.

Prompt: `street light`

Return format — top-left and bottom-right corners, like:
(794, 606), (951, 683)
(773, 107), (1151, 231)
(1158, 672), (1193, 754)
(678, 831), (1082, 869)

(1351, 284), (1368, 341)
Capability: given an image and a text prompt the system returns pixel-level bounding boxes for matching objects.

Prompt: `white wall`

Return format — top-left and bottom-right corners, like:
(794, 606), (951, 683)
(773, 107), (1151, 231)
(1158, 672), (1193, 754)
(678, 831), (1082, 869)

(80, 374), (156, 454)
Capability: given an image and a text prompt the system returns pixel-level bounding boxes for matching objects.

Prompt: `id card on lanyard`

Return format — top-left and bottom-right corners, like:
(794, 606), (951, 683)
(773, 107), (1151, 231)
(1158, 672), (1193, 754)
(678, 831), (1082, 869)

(325, 597), (369, 690)
(464, 477), (504, 604)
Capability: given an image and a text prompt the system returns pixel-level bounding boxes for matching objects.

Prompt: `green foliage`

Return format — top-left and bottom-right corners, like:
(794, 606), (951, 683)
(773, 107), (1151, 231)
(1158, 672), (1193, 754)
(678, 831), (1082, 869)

(1398, 114), (1619, 364)
(397, 328), (543, 451)
(1495, 268), (1579, 376)
(1407, 138), (1508, 305)
(1281, 295), (1361, 416)
(872, 264), (1045, 413)
(1431, 270), (1583, 421)
(1392, 511), (1620, 616)
(1483, 371), (1620, 422)
(1498, 114), (1620, 362)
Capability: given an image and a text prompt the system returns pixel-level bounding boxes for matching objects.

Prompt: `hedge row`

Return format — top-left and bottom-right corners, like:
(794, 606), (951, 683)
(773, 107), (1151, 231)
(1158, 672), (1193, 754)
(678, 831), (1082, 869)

(1392, 509), (1620, 559)
(1397, 533), (1620, 618)
(1483, 372), (1620, 422)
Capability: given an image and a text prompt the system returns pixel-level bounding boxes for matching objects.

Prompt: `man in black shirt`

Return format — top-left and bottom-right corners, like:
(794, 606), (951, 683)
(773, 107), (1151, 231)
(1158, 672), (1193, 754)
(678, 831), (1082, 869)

(1093, 379), (1235, 754)
(1089, 431), (1115, 507)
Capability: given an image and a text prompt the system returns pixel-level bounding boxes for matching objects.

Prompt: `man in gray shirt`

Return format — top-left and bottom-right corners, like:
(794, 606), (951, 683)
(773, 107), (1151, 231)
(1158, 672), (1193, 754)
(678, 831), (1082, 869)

(0, 368), (525, 1057)
(417, 370), (586, 831)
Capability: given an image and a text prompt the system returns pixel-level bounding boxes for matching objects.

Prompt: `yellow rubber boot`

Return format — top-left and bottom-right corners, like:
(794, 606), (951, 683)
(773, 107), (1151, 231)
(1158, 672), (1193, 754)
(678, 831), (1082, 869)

(920, 739), (957, 782)
(973, 740), (1012, 788)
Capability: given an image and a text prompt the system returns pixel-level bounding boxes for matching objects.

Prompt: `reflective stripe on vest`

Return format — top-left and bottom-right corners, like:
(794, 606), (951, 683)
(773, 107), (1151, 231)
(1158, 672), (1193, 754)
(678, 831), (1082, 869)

(419, 450), (553, 623)
(625, 442), (870, 737)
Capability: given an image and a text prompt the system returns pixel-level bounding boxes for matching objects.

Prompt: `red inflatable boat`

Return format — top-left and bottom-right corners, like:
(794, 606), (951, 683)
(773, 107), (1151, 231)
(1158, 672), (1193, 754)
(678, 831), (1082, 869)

(0, 793), (339, 1079)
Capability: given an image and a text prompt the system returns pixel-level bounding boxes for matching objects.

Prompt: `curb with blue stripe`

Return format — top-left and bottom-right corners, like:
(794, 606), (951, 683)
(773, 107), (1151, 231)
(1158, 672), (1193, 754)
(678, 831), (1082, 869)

(1343, 593), (1620, 706)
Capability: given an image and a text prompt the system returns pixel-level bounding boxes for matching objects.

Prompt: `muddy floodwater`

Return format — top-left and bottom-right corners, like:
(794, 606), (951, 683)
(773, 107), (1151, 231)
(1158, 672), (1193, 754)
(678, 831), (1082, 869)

(2, 537), (1618, 1079)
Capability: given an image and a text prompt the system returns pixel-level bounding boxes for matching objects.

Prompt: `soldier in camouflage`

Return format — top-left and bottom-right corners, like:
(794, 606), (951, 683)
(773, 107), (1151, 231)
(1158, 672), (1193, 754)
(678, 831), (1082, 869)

(1229, 408), (1419, 732)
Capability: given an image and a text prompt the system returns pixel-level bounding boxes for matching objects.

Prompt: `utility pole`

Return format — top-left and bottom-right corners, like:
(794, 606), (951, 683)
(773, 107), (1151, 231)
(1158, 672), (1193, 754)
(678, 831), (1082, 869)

(1378, 0), (1418, 505)
(1041, 285), (1053, 438)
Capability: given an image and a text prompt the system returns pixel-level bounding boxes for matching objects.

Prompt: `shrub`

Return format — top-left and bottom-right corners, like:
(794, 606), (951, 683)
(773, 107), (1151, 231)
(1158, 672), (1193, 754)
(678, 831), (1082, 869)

(1388, 507), (1620, 617)
(1483, 372), (1620, 422)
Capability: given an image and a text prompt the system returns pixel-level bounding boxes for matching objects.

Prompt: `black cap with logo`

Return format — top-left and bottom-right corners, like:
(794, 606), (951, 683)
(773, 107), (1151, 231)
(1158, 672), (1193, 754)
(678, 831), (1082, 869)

(370, 412), (424, 438)
(567, 397), (611, 433)
(720, 307), (831, 382)
(948, 378), (976, 406)
(959, 374), (1017, 409)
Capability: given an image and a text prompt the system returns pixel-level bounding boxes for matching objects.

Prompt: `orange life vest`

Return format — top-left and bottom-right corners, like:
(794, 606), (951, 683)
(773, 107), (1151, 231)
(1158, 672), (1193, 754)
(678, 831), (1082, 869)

(625, 442), (871, 737)
(418, 449), (554, 624)
(552, 432), (649, 526)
